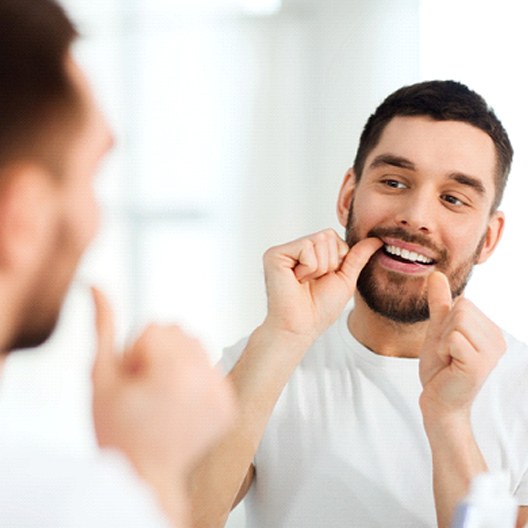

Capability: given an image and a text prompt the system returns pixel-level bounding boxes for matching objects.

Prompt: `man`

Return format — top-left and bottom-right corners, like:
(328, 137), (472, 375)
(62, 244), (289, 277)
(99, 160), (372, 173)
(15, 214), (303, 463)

(0, 0), (234, 526)
(190, 81), (528, 527)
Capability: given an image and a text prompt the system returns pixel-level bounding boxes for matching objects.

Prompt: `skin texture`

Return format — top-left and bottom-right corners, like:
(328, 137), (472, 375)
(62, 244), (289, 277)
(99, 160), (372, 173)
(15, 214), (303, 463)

(189, 116), (528, 528)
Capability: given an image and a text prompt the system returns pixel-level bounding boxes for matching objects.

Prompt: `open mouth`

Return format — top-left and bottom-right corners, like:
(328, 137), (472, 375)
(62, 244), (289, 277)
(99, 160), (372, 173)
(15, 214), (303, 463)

(383, 244), (435, 265)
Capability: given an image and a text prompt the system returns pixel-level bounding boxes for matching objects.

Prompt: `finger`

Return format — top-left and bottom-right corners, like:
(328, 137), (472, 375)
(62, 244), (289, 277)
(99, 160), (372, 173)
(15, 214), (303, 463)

(294, 230), (338, 282)
(337, 237), (383, 288)
(293, 241), (318, 282)
(337, 237), (350, 261)
(327, 236), (342, 271)
(427, 272), (452, 327)
(444, 299), (506, 363)
(446, 330), (491, 383)
(297, 236), (338, 283)
(91, 287), (116, 380)
(307, 238), (330, 281)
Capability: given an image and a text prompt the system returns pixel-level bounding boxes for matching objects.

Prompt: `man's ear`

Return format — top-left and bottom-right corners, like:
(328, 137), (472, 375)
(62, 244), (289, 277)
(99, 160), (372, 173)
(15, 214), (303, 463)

(476, 210), (505, 264)
(336, 168), (356, 227)
(0, 164), (56, 270)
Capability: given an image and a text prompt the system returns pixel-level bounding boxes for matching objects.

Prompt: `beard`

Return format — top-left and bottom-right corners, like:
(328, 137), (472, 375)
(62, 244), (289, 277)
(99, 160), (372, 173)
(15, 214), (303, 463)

(7, 220), (79, 352)
(8, 270), (66, 352)
(9, 310), (61, 351)
(345, 203), (486, 324)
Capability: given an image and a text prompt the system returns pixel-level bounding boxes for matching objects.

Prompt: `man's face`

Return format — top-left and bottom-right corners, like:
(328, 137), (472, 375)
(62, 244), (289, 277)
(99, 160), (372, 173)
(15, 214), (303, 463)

(339, 116), (504, 324)
(11, 57), (113, 350)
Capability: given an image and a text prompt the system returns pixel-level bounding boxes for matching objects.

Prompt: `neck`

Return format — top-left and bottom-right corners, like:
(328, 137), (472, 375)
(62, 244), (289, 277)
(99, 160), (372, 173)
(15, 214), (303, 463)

(348, 293), (429, 358)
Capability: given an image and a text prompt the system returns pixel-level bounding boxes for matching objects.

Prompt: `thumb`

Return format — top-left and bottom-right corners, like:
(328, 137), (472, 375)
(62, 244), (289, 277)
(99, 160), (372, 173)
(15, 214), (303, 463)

(427, 271), (452, 330)
(91, 287), (116, 382)
(338, 237), (383, 290)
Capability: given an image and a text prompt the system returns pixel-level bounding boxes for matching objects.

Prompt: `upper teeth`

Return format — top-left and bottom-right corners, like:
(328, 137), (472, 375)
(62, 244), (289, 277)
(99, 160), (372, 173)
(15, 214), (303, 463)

(385, 244), (433, 264)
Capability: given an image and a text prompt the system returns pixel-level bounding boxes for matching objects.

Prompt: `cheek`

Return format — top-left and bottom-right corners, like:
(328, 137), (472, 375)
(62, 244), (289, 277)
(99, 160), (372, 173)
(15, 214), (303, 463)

(65, 189), (100, 250)
(444, 224), (486, 263)
(352, 193), (390, 233)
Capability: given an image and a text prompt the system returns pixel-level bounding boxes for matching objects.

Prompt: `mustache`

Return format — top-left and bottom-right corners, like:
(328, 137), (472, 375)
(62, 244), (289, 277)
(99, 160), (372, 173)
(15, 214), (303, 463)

(366, 226), (448, 263)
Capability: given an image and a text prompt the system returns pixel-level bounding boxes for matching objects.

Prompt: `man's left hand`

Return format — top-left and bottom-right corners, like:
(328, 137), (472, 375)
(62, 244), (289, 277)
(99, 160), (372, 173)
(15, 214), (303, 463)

(419, 271), (506, 417)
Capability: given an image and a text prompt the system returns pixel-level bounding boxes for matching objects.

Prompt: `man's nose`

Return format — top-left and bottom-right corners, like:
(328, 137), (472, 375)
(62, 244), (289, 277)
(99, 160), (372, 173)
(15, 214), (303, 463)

(394, 191), (435, 234)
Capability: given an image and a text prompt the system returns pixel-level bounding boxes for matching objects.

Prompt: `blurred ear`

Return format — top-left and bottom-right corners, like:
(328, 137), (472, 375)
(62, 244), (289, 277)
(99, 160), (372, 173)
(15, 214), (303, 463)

(336, 168), (356, 227)
(0, 164), (56, 270)
(476, 210), (505, 264)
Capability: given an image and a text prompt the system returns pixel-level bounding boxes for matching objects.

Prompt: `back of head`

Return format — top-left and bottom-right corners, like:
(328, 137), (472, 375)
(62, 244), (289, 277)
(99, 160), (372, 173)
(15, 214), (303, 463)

(352, 80), (513, 211)
(0, 0), (81, 176)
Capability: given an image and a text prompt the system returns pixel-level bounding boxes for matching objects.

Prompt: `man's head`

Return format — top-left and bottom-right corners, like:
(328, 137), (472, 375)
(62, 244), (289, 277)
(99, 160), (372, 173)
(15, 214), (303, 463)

(337, 81), (511, 324)
(352, 80), (513, 212)
(0, 0), (112, 351)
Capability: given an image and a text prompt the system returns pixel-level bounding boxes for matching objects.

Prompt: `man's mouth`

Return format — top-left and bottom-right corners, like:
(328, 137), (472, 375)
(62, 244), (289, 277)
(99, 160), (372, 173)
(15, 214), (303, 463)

(383, 244), (435, 265)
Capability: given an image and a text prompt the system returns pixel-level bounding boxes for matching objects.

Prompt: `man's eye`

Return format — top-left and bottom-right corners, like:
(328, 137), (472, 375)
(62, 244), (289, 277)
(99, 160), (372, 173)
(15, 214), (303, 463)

(383, 179), (406, 189)
(441, 194), (464, 206)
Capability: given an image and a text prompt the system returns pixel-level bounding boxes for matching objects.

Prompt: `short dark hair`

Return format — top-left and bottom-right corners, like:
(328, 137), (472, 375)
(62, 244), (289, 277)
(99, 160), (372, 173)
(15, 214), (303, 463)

(0, 0), (82, 175)
(352, 80), (513, 212)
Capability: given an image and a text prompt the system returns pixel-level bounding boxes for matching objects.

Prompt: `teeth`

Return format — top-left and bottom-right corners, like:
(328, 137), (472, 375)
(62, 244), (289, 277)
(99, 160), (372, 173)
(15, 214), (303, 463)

(385, 244), (433, 264)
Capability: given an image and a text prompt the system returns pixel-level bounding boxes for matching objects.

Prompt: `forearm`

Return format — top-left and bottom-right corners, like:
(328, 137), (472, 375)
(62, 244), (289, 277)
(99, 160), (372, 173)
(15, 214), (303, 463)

(153, 479), (190, 528)
(422, 408), (487, 528)
(189, 323), (313, 528)
(128, 460), (190, 528)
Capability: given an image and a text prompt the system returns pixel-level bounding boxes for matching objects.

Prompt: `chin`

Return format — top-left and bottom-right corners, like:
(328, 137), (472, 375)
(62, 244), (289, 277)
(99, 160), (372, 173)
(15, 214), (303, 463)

(357, 265), (430, 324)
(9, 315), (60, 352)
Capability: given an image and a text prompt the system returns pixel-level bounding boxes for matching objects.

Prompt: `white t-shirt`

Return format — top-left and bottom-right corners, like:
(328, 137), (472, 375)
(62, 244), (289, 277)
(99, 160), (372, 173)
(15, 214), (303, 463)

(0, 441), (172, 528)
(221, 309), (528, 528)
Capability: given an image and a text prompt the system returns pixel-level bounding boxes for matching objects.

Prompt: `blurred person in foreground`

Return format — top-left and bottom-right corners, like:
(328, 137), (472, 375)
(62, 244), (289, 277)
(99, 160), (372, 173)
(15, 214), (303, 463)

(190, 81), (528, 527)
(0, 0), (234, 526)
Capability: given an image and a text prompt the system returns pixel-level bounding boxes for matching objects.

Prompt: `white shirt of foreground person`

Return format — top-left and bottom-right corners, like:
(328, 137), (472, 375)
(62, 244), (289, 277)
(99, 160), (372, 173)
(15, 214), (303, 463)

(0, 287), (170, 528)
(0, 442), (171, 527)
(221, 310), (528, 528)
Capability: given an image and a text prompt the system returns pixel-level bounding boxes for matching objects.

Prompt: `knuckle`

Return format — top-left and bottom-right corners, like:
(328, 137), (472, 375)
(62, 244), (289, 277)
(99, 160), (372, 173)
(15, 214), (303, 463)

(446, 332), (460, 349)
(263, 247), (276, 263)
(302, 237), (317, 251)
(450, 310), (466, 328)
(453, 298), (471, 314)
(321, 227), (337, 238)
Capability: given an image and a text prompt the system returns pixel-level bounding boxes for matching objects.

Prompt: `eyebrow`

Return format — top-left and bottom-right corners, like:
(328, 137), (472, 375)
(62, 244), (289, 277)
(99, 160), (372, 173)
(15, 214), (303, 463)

(448, 172), (486, 196)
(369, 154), (416, 171)
(368, 153), (487, 196)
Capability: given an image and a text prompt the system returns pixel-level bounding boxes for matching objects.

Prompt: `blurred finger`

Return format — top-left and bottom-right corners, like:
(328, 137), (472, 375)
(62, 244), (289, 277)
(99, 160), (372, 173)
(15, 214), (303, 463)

(91, 286), (116, 380)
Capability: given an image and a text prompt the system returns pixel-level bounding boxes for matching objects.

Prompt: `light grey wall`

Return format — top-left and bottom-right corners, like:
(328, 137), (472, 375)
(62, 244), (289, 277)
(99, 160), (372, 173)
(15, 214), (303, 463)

(235, 0), (421, 339)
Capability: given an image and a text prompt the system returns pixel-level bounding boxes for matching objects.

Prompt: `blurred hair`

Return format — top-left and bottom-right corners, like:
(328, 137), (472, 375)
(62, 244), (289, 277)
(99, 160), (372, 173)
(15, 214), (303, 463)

(352, 80), (513, 212)
(0, 0), (82, 177)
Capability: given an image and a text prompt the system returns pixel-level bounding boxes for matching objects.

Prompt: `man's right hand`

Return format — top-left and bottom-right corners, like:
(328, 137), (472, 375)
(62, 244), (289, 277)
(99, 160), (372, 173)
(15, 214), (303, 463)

(91, 288), (235, 526)
(262, 228), (382, 344)
(189, 230), (381, 527)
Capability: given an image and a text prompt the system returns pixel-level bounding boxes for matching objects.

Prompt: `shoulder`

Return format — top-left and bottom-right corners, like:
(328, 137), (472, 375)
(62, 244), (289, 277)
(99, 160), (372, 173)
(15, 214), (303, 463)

(499, 330), (528, 373)
(479, 329), (528, 404)
(218, 312), (350, 375)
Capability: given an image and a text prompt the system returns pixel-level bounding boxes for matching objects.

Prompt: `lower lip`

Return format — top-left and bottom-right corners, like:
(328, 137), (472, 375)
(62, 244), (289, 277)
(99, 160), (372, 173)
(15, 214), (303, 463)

(376, 251), (433, 274)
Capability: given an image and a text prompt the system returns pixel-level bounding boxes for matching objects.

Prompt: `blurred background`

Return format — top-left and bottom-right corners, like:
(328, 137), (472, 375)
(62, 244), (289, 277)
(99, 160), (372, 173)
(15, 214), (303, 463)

(0, 0), (527, 525)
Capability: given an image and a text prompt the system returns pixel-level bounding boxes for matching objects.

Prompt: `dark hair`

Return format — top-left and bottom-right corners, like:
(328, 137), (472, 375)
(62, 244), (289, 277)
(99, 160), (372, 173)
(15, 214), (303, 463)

(352, 80), (513, 212)
(0, 0), (82, 175)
